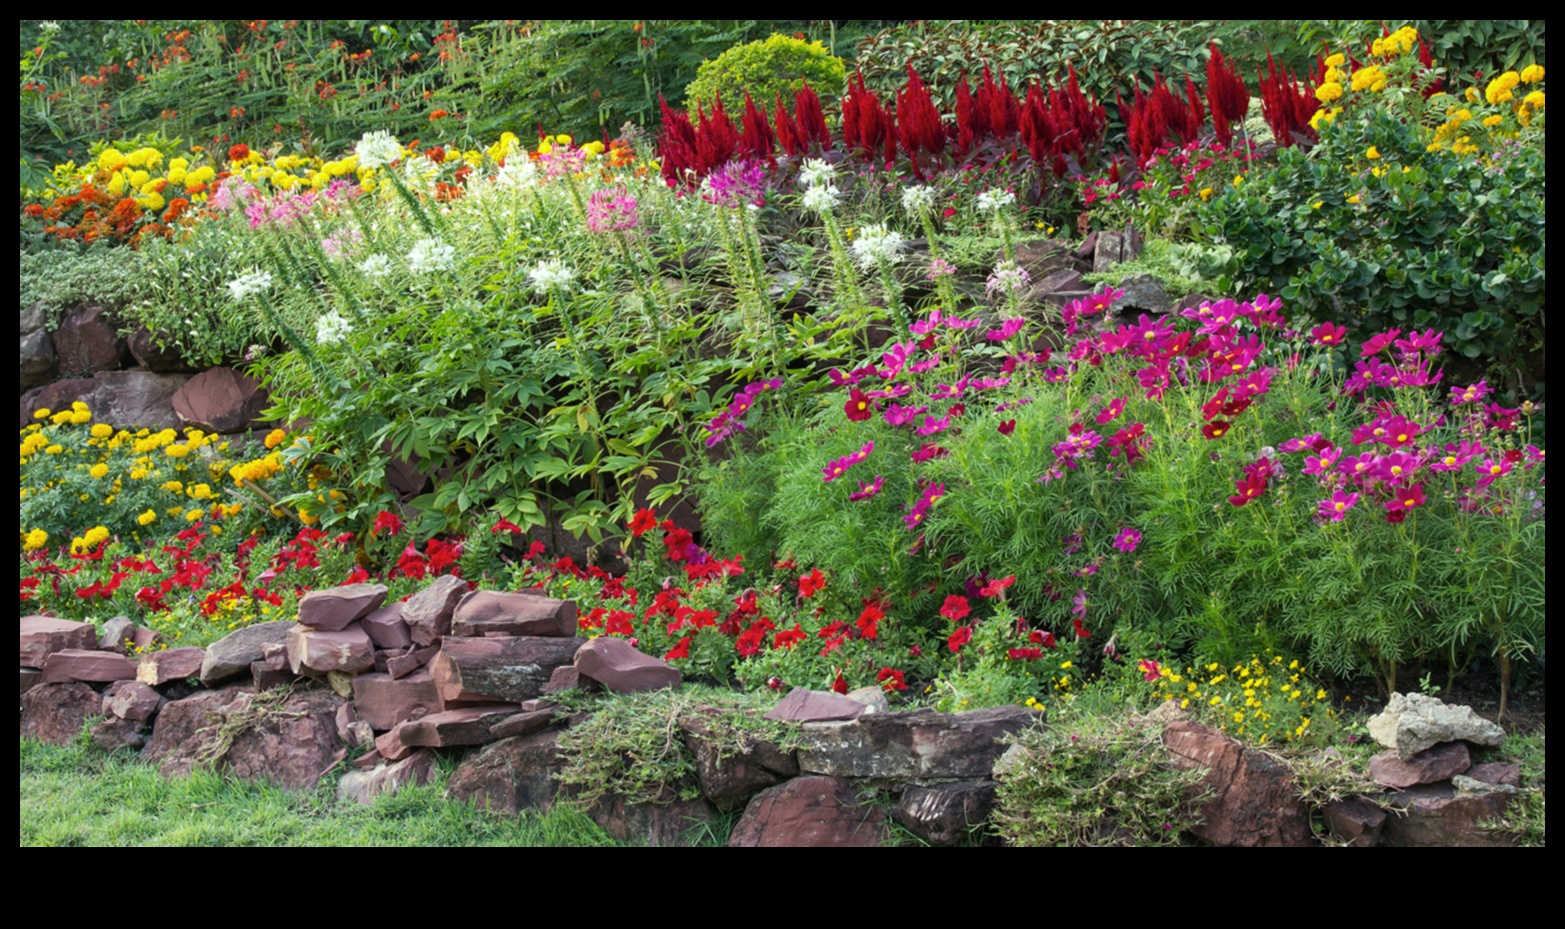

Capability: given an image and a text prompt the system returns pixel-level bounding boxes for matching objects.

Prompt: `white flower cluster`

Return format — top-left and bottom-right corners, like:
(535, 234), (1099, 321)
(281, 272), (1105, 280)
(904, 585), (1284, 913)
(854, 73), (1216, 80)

(901, 185), (936, 213)
(798, 158), (836, 188)
(407, 237), (456, 274)
(850, 223), (907, 271)
(354, 130), (403, 170)
(976, 188), (1017, 213)
(529, 259), (576, 294)
(359, 254), (393, 279)
(495, 159), (538, 188)
(315, 311), (354, 345)
(801, 184), (840, 214)
(226, 269), (273, 302)
(985, 260), (1033, 299)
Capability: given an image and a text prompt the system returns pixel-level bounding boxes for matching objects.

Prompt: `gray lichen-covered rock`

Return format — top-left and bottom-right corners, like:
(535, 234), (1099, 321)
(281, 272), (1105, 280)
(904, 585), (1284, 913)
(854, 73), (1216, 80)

(1367, 692), (1506, 760)
(796, 706), (1038, 781)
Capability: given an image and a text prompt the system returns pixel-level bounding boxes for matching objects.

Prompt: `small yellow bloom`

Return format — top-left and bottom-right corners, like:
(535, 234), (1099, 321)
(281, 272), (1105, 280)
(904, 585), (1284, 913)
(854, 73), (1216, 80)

(90, 424), (114, 439)
(138, 509), (157, 526)
(164, 444), (192, 459)
(22, 528), (49, 551)
(1519, 64), (1544, 84)
(1325, 53), (1346, 69)
(1314, 81), (1344, 104)
(1365, 146), (1381, 160)
(1347, 193), (1361, 204)
(1198, 187), (1214, 201)
(89, 463), (110, 479)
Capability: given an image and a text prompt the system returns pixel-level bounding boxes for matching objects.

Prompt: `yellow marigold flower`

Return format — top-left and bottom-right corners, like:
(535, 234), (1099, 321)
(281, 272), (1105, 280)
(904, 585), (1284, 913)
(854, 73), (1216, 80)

(70, 410), (91, 424)
(163, 480), (184, 493)
(1198, 187), (1214, 201)
(1524, 90), (1544, 109)
(129, 467), (149, 480)
(22, 528), (49, 551)
(138, 510), (157, 526)
(1486, 72), (1520, 105)
(1351, 66), (1387, 92)
(1520, 64), (1544, 84)
(165, 444), (192, 459)
(184, 508), (205, 523)
(264, 428), (287, 449)
(1315, 81), (1344, 104)
(33, 408), (51, 419)
(1482, 114), (1504, 127)
(1325, 53), (1346, 69)
(98, 149), (128, 172)
(51, 411), (72, 425)
(189, 483), (214, 500)
(90, 424), (114, 439)
(89, 463), (109, 479)
(45, 444), (63, 455)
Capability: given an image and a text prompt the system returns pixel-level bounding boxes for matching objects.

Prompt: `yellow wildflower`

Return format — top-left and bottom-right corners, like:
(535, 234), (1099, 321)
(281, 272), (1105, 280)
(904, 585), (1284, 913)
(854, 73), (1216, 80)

(138, 510), (157, 526)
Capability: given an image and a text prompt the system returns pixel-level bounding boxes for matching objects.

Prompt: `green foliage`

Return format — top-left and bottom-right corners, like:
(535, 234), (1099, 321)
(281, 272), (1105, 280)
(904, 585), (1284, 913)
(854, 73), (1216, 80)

(991, 707), (1211, 846)
(20, 249), (147, 330)
(683, 33), (847, 114)
(1479, 728), (1546, 846)
(853, 20), (1215, 118)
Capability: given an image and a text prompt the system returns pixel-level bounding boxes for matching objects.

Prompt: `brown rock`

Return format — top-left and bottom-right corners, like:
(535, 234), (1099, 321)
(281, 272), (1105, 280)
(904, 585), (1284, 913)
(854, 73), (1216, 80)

(432, 635), (584, 705)
(42, 648), (136, 684)
(729, 776), (888, 847)
(1380, 781), (1515, 847)
(448, 729), (568, 813)
(20, 615), (98, 668)
(102, 680), (162, 722)
(52, 304), (128, 375)
(136, 646), (206, 686)
(402, 574), (470, 645)
(171, 366), (269, 433)
(893, 781), (998, 846)
(259, 641), (288, 670)
(97, 615), (136, 653)
(489, 708), (557, 741)
(386, 643), (439, 679)
(796, 706), (1039, 780)
(200, 621), (296, 684)
(296, 583), (387, 632)
(542, 664), (586, 694)
(1369, 741), (1471, 789)
(90, 716), (146, 752)
(21, 327), (58, 392)
(1323, 797), (1388, 847)
(591, 792), (716, 847)
(451, 590), (578, 638)
(287, 623), (374, 675)
(91, 369), (188, 430)
(351, 668), (441, 731)
(575, 636), (680, 693)
(146, 687), (348, 789)
(127, 327), (197, 373)
(20, 667), (43, 694)
(360, 603), (410, 649)
(844, 686), (890, 715)
(337, 749), (437, 805)
(378, 704), (520, 759)
(680, 709), (797, 807)
(20, 378), (96, 428)
(1466, 762), (1523, 788)
(1162, 720), (1315, 847)
(763, 687), (865, 723)
(251, 660), (295, 690)
(130, 625), (163, 652)
(20, 681), (100, 744)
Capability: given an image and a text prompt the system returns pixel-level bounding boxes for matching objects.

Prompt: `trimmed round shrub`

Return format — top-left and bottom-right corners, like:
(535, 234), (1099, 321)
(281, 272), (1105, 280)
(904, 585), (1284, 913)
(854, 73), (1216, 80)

(683, 34), (846, 114)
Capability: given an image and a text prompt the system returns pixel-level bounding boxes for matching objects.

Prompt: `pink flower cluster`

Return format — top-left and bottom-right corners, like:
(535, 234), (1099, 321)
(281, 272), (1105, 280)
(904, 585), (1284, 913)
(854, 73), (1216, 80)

(704, 378), (783, 447)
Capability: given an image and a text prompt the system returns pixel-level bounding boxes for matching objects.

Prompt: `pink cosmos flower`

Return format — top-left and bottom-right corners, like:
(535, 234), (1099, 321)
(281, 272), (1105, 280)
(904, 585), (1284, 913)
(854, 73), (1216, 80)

(1317, 490), (1360, 522)
(1095, 397), (1126, 425)
(822, 441), (874, 483)
(848, 475), (884, 501)
(1113, 527), (1142, 553)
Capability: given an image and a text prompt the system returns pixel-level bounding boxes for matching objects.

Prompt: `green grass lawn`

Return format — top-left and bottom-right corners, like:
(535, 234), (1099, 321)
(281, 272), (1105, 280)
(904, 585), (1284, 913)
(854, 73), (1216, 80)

(20, 736), (630, 847)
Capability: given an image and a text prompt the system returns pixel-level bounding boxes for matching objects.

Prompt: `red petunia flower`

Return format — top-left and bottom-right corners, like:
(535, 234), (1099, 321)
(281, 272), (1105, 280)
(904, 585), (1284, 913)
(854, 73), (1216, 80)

(877, 667), (908, 691)
(947, 624), (973, 653)
(628, 508), (657, 537)
(939, 594), (970, 622)
(798, 568), (826, 598)
(371, 510), (403, 536)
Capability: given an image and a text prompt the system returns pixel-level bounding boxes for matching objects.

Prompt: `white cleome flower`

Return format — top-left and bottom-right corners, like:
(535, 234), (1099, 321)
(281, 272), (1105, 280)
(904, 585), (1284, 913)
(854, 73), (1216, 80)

(798, 158), (835, 189)
(800, 184), (840, 214)
(849, 223), (907, 271)
(975, 188), (1017, 213)
(226, 269), (273, 302)
(315, 311), (353, 345)
(406, 237), (456, 274)
(358, 253), (393, 278)
(354, 130), (403, 170)
(900, 184), (936, 213)
(495, 159), (538, 188)
(528, 259), (576, 294)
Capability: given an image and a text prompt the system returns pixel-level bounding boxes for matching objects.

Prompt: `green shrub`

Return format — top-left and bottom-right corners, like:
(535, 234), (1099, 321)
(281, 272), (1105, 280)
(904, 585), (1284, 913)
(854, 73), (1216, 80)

(684, 34), (846, 114)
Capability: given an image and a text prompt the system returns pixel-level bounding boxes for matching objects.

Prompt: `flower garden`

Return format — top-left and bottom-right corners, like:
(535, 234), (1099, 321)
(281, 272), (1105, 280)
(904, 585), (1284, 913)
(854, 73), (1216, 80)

(19, 20), (1545, 847)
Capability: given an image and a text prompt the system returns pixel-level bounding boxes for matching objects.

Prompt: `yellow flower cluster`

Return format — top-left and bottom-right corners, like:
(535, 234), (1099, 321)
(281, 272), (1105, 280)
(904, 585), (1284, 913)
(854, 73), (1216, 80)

(70, 524), (111, 555)
(229, 451), (285, 485)
(1148, 654), (1336, 745)
(1370, 26), (1419, 58)
(1351, 65), (1388, 93)
(22, 528), (49, 551)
